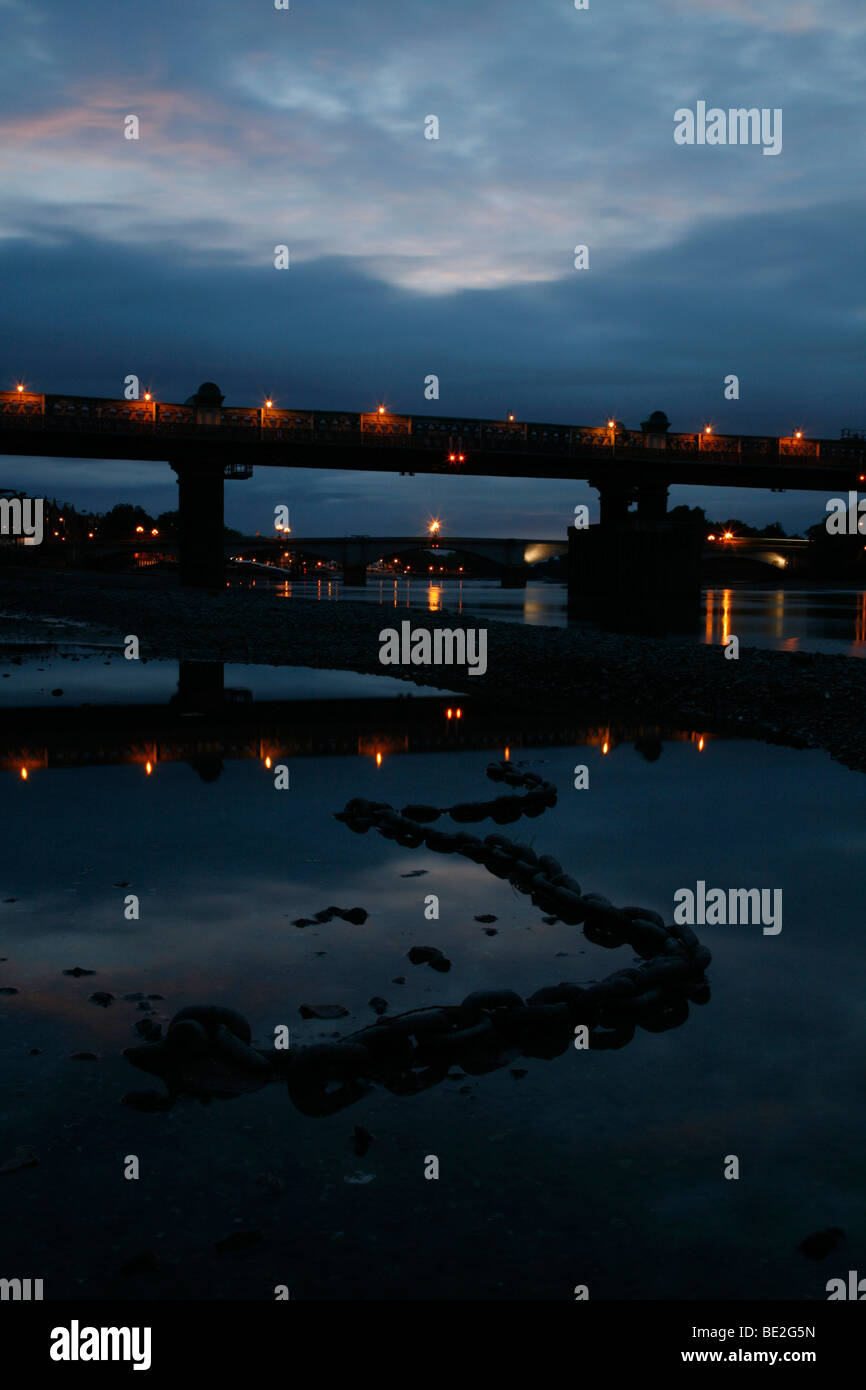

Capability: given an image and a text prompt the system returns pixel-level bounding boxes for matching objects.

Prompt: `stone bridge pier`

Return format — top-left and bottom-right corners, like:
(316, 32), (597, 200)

(572, 477), (699, 631)
(172, 461), (225, 588)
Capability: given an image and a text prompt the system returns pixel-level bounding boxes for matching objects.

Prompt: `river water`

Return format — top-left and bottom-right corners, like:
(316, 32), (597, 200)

(246, 575), (866, 657)
(0, 652), (863, 1300)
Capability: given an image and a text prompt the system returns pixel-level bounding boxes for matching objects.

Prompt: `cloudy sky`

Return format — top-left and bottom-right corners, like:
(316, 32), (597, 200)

(1, 0), (864, 535)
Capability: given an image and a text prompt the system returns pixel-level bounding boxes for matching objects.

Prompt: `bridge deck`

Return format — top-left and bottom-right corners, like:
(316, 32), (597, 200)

(1, 392), (862, 491)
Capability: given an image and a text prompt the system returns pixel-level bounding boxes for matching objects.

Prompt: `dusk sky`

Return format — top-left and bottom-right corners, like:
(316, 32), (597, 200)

(2, 0), (864, 536)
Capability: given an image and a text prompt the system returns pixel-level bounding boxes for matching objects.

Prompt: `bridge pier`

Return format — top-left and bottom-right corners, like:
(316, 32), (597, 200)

(597, 483), (634, 528)
(636, 482), (669, 523)
(173, 462), (225, 587)
(568, 521), (701, 632)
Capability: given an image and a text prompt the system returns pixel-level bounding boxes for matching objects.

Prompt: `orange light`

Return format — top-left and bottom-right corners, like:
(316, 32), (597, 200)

(458, 454), (464, 462)
(446, 708), (453, 719)
(707, 533), (716, 541)
(16, 384), (24, 393)
(607, 420), (615, 429)
(151, 528), (158, 536)
(698, 736), (705, 752)
(724, 531), (733, 541)
(795, 431), (802, 439)
(265, 755), (272, 769)
(144, 393), (151, 401)
(88, 531), (94, 538)
(135, 525), (144, 533)
(378, 405), (385, 414)
(602, 741), (609, 755)
(449, 453), (455, 461)
(508, 413), (514, 422)
(375, 751), (383, 766)
(20, 767), (27, 780)
(265, 399), (272, 408)
(705, 425), (712, 434)
(455, 708), (462, 720)
(145, 761), (153, 775)
(504, 746), (510, 761)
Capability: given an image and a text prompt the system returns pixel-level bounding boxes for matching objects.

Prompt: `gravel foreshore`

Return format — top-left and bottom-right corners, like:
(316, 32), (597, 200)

(2, 568), (866, 774)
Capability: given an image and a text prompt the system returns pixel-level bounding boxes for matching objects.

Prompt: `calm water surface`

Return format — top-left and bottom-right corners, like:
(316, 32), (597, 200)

(0, 659), (863, 1300)
(254, 575), (866, 656)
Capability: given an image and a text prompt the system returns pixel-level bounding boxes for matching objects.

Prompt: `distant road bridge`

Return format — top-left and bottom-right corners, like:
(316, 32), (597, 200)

(240, 534), (566, 585)
(1, 381), (861, 586)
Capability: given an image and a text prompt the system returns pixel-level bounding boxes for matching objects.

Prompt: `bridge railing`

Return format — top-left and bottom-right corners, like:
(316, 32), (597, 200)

(0, 392), (862, 467)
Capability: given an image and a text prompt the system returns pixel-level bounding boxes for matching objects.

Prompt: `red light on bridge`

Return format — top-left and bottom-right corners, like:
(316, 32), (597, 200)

(449, 453), (456, 461)
(458, 454), (464, 462)
(508, 413), (515, 422)
(707, 533), (716, 541)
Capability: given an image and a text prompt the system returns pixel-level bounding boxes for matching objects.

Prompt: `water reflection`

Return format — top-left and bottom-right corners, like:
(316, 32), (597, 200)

(2, 681), (865, 1301)
(0, 660), (715, 778)
(249, 575), (866, 654)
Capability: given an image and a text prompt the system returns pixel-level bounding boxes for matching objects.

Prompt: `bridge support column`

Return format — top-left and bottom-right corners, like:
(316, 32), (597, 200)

(597, 483), (633, 527)
(568, 522), (702, 632)
(173, 463), (225, 587)
(636, 482), (669, 523)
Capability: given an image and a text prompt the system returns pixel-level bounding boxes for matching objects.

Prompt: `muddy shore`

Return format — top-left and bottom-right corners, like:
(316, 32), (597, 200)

(2, 568), (865, 774)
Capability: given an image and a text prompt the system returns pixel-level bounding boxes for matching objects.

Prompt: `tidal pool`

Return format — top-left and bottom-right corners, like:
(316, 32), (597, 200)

(0, 694), (863, 1301)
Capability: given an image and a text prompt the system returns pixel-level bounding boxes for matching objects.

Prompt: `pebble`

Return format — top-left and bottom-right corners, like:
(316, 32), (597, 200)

(299, 1003), (350, 1019)
(89, 991), (114, 1007)
(134, 1019), (163, 1041)
(798, 1228), (844, 1260)
(353, 1125), (374, 1156)
(63, 967), (95, 977)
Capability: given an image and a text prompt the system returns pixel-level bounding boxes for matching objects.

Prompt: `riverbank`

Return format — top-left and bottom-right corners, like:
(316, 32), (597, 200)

(2, 568), (866, 773)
